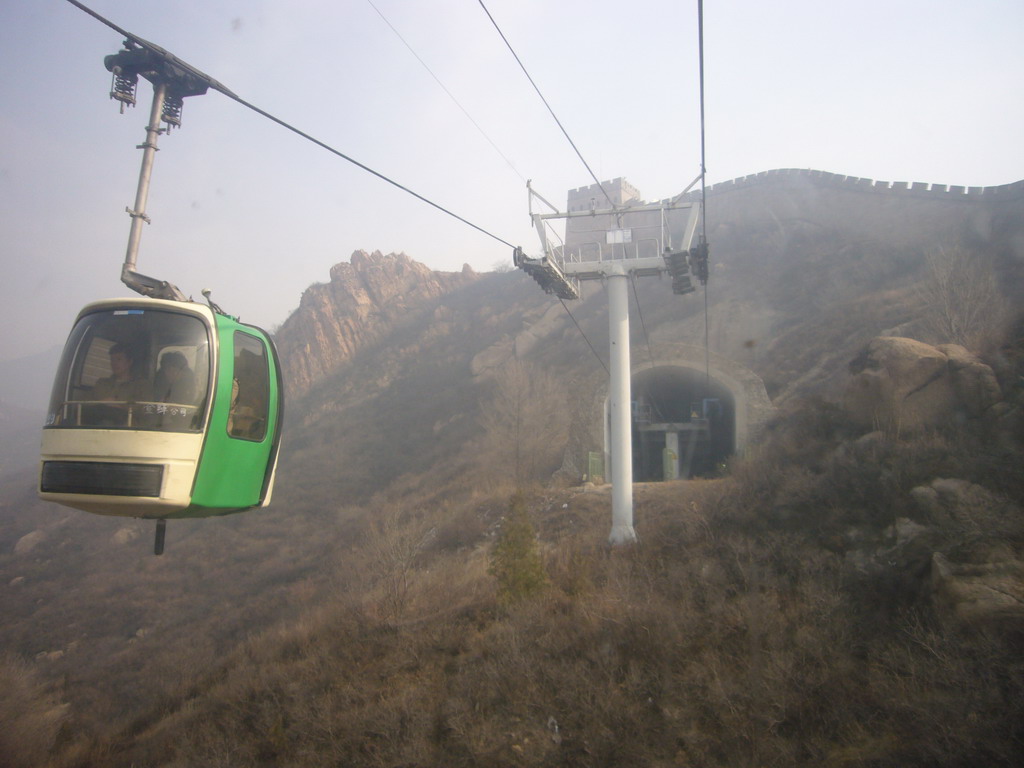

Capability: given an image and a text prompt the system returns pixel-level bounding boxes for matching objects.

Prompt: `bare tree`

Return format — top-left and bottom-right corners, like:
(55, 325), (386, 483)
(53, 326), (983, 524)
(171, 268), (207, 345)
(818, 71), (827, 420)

(478, 358), (568, 486)
(916, 247), (1009, 350)
(365, 506), (434, 622)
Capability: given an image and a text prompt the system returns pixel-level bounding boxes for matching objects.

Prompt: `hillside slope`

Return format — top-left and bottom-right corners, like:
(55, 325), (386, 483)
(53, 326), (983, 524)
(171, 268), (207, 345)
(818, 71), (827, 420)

(0, 170), (1022, 767)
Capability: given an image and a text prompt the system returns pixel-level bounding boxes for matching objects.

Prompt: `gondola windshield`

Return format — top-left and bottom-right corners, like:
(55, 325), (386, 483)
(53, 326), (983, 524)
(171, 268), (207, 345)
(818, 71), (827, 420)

(46, 308), (212, 433)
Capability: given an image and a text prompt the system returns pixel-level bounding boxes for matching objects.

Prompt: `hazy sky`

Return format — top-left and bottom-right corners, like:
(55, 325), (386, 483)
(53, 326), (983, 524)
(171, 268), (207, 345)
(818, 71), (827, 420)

(1, 0), (1022, 363)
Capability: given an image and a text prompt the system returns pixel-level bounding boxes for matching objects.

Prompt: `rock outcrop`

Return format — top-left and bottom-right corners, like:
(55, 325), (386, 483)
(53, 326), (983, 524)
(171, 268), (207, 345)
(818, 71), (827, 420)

(837, 341), (1024, 628)
(14, 529), (44, 555)
(843, 337), (1001, 430)
(275, 251), (476, 396)
(931, 552), (1024, 626)
(839, 477), (1024, 628)
(910, 477), (1018, 543)
(938, 343), (1002, 417)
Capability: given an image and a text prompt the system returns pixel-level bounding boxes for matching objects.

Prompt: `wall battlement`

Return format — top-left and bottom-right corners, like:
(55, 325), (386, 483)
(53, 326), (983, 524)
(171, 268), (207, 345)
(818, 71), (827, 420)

(568, 177), (639, 197)
(567, 177), (642, 210)
(691, 168), (1024, 201)
(561, 169), (1023, 254)
(565, 170), (1024, 216)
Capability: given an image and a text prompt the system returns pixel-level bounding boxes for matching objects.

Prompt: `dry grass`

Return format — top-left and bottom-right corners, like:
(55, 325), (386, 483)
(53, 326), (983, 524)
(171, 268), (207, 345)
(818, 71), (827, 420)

(0, 654), (68, 768)
(37, 450), (1020, 768)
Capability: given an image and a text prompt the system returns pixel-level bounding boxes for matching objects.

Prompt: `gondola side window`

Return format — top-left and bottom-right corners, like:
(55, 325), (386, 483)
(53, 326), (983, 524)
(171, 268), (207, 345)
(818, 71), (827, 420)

(227, 332), (270, 441)
(46, 309), (211, 432)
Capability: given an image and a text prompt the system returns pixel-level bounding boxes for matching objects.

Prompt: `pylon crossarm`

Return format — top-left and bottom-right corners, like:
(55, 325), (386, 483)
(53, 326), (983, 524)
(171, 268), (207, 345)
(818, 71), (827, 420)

(513, 247), (579, 300)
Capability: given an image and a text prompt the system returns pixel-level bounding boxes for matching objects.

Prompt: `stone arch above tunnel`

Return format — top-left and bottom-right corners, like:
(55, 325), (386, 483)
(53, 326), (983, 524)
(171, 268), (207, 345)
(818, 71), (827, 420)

(558, 344), (774, 483)
(629, 364), (738, 479)
(631, 347), (774, 454)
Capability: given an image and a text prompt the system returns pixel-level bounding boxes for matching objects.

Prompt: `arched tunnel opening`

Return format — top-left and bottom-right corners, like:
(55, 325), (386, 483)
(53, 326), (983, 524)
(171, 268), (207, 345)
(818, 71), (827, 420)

(628, 366), (736, 480)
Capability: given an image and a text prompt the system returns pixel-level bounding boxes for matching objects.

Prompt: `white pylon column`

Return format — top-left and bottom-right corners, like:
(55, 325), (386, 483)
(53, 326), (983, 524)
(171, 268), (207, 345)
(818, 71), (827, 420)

(520, 185), (701, 546)
(607, 270), (637, 545)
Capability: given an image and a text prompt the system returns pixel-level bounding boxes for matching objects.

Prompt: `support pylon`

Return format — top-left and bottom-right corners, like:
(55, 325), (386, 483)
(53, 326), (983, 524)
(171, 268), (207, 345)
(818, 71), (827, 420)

(516, 182), (703, 545)
(607, 270), (636, 544)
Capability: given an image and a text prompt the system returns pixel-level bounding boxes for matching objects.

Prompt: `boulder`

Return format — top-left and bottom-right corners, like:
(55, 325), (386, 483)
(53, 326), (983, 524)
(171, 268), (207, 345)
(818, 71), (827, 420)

(112, 527), (141, 545)
(843, 337), (1002, 430)
(931, 552), (1024, 626)
(910, 477), (1023, 546)
(14, 530), (45, 555)
(937, 344), (1002, 417)
(851, 337), (948, 386)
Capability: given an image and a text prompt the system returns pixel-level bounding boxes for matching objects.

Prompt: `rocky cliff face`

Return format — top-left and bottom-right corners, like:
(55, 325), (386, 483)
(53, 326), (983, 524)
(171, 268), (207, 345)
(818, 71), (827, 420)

(274, 251), (477, 396)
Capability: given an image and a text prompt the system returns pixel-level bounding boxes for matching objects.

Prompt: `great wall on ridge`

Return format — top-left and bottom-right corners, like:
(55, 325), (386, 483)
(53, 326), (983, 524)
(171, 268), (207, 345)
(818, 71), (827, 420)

(697, 167), (1024, 201)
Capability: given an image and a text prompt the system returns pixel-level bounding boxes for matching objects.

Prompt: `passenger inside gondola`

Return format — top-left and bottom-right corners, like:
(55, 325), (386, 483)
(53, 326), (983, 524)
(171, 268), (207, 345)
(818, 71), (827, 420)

(48, 307), (212, 431)
(94, 343), (151, 402)
(154, 351), (195, 405)
(154, 351), (198, 429)
(227, 339), (269, 439)
(89, 343), (152, 426)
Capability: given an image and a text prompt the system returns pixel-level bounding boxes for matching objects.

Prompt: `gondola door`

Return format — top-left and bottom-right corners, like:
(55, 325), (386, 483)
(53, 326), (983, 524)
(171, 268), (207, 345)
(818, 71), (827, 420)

(186, 316), (283, 515)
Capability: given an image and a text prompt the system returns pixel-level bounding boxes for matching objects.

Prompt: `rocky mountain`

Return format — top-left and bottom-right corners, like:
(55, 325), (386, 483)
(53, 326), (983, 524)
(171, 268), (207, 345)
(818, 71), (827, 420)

(276, 250), (478, 396)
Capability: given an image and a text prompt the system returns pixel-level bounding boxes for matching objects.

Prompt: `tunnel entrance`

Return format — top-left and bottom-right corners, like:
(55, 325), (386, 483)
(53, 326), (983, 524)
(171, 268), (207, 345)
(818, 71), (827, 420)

(627, 366), (736, 480)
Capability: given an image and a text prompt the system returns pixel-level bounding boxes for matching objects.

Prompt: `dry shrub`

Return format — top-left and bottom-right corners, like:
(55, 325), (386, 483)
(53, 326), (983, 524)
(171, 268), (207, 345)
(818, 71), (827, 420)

(431, 501), (487, 552)
(143, 602), (485, 768)
(842, 614), (1024, 767)
(916, 246), (1012, 352)
(76, 491), (1023, 768)
(717, 396), (1016, 540)
(362, 505), (434, 623)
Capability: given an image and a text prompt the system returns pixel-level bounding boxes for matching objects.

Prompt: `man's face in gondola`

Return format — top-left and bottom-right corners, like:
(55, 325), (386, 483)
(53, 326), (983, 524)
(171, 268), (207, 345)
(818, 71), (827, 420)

(109, 350), (131, 380)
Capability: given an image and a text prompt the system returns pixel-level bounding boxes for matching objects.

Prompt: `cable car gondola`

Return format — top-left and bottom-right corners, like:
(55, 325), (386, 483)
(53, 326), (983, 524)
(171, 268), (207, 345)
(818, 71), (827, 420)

(40, 297), (283, 525)
(38, 28), (284, 553)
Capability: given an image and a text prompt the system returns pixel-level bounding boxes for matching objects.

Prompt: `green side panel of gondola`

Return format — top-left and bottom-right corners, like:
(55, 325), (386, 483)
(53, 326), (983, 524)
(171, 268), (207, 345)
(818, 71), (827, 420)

(188, 315), (280, 512)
